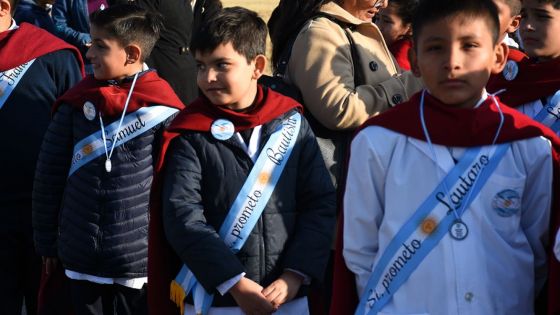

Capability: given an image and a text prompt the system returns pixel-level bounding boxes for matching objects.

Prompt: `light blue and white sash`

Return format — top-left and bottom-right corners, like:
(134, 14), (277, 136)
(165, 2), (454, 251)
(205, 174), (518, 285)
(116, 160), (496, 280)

(534, 90), (560, 133)
(170, 113), (302, 315)
(68, 105), (179, 177)
(0, 60), (35, 110)
(356, 142), (510, 315)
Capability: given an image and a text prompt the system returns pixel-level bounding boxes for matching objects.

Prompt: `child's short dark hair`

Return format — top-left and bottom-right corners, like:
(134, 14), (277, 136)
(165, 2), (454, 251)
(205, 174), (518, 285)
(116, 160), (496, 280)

(537, 0), (560, 9)
(9, 0), (20, 13)
(413, 0), (500, 46)
(391, 0), (419, 26)
(89, 4), (163, 61)
(190, 6), (267, 62)
(503, 0), (522, 15)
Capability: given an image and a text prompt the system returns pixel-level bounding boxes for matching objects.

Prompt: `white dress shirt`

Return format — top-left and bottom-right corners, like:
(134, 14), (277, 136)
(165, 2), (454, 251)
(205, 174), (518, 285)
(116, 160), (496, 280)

(344, 114), (552, 314)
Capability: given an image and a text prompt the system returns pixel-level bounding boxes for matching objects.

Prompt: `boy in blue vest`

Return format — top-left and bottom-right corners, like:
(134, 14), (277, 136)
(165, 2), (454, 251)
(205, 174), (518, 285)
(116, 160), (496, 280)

(32, 4), (184, 314)
(331, 0), (560, 314)
(148, 7), (336, 315)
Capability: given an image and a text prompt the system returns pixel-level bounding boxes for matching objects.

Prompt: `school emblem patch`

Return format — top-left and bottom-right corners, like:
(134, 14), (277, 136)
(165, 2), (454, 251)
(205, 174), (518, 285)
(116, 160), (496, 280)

(491, 189), (521, 217)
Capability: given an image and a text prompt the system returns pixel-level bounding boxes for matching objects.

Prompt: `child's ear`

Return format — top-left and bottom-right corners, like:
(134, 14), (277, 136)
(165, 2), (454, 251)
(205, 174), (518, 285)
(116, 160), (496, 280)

(124, 45), (141, 65)
(404, 24), (413, 37)
(252, 54), (267, 80)
(0, 0), (11, 18)
(492, 42), (509, 74)
(409, 48), (421, 77)
(507, 15), (522, 33)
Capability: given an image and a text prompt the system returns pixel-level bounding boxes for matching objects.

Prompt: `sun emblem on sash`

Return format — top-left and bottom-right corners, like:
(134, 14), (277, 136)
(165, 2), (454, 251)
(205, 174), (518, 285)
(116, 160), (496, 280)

(83, 144), (94, 155)
(421, 217), (437, 235)
(258, 172), (270, 185)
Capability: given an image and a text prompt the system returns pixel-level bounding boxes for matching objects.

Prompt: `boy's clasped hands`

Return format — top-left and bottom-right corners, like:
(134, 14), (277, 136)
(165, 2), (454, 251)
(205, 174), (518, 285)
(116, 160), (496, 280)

(229, 271), (304, 315)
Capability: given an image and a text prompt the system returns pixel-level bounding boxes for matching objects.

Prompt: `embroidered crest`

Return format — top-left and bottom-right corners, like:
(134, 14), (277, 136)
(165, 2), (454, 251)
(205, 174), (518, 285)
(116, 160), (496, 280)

(492, 189), (521, 217)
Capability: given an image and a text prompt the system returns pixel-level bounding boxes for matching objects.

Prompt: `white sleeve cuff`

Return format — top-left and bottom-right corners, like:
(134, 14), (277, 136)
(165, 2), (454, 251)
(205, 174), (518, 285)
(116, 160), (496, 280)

(216, 272), (246, 296)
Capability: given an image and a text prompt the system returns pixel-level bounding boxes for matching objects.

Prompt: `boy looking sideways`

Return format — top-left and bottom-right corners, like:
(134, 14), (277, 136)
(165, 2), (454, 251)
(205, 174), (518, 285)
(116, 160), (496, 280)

(147, 6), (335, 315)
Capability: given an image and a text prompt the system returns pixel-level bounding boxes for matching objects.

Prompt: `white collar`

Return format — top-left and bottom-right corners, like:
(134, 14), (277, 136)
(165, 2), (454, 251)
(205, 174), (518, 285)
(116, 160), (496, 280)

(8, 19), (18, 31)
(474, 90), (489, 108)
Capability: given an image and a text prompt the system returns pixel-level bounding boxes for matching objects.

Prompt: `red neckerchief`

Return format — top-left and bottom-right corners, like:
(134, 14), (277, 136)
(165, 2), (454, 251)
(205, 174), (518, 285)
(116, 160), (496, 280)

(389, 38), (412, 71)
(167, 85), (302, 133)
(487, 57), (560, 107)
(508, 47), (528, 63)
(147, 85), (302, 315)
(330, 91), (560, 315)
(0, 22), (84, 75)
(53, 70), (185, 116)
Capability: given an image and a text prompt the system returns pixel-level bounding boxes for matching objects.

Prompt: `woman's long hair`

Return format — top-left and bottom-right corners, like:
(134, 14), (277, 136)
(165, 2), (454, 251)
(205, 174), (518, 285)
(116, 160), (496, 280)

(268, 0), (326, 69)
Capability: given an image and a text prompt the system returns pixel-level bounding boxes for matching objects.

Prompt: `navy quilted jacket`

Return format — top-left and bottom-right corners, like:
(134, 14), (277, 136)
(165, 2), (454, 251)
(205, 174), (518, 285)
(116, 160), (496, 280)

(33, 99), (174, 278)
(161, 108), (336, 306)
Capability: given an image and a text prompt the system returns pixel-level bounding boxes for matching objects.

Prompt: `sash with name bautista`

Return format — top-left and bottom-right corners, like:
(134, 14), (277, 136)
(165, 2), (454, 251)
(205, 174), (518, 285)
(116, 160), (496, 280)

(68, 105), (179, 177)
(0, 60), (35, 110)
(356, 142), (510, 315)
(533, 90), (560, 133)
(169, 113), (302, 315)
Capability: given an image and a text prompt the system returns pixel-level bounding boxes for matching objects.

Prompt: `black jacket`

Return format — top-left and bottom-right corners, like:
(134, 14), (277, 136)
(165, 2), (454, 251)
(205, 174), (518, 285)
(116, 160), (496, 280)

(131, 0), (198, 105)
(0, 49), (82, 228)
(33, 100), (174, 278)
(161, 109), (336, 306)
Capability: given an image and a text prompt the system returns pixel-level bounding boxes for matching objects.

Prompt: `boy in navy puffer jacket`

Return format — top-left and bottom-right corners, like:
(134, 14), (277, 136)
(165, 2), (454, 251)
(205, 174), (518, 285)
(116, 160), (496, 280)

(32, 4), (184, 314)
(147, 7), (336, 315)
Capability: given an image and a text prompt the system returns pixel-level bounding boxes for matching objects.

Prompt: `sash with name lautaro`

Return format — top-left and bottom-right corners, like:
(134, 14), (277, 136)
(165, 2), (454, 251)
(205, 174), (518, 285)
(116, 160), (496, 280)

(169, 113), (302, 315)
(534, 90), (560, 133)
(356, 143), (510, 315)
(0, 60), (35, 110)
(68, 105), (179, 177)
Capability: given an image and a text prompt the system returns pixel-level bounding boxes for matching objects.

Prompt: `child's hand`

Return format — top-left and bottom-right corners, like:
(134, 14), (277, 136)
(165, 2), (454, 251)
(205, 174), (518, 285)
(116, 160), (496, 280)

(229, 277), (276, 315)
(262, 270), (304, 309)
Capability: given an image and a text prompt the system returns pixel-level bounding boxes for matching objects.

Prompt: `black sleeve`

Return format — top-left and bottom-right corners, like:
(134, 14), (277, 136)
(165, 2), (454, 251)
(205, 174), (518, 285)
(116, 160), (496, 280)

(32, 104), (74, 257)
(162, 135), (245, 293)
(51, 49), (83, 98)
(281, 117), (337, 284)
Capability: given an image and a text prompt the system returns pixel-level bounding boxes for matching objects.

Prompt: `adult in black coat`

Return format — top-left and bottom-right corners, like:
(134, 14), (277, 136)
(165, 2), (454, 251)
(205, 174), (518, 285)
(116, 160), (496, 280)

(120, 0), (222, 105)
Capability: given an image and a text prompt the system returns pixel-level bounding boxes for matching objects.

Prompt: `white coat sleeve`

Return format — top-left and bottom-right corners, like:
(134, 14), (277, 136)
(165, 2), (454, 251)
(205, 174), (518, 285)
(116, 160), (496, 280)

(519, 138), (554, 293)
(343, 128), (387, 296)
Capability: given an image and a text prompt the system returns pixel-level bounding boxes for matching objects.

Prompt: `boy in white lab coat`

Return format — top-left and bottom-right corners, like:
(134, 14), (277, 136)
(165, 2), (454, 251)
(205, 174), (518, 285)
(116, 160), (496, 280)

(331, 0), (560, 314)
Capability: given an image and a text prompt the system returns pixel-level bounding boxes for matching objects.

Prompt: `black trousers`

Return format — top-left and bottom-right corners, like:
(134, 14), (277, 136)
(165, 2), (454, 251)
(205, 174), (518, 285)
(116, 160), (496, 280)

(0, 218), (42, 315)
(68, 279), (147, 315)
